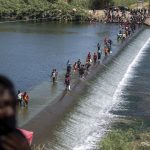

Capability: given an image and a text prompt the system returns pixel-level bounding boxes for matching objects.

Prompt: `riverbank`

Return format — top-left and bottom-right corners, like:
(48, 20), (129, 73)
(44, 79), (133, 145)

(100, 118), (150, 150)
(0, 0), (149, 23)
(22, 25), (143, 147)
(144, 17), (150, 26)
(0, 1), (99, 22)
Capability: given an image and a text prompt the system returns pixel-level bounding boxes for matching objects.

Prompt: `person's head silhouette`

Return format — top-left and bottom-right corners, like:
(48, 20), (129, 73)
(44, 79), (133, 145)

(0, 75), (30, 150)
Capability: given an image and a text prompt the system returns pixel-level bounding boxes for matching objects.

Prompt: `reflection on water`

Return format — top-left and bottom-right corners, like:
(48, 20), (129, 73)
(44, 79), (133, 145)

(51, 83), (58, 97)
(18, 107), (29, 120)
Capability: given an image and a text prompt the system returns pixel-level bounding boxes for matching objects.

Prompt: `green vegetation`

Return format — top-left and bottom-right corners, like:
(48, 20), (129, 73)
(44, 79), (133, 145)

(113, 0), (149, 7)
(99, 119), (150, 150)
(70, 0), (90, 9)
(69, 0), (113, 9)
(0, 0), (148, 21)
(0, 0), (91, 21)
(0, 0), (115, 21)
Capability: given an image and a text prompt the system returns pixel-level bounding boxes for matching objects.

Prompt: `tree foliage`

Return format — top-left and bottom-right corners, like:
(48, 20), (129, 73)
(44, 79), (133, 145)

(0, 0), (143, 21)
(0, 0), (91, 21)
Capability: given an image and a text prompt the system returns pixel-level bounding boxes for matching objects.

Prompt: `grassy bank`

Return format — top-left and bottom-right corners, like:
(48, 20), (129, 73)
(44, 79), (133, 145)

(0, 0), (148, 22)
(0, 0), (91, 22)
(113, 0), (149, 8)
(99, 118), (150, 150)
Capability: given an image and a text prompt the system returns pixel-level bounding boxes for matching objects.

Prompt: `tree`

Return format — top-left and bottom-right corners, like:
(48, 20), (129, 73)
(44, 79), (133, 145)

(90, 0), (113, 9)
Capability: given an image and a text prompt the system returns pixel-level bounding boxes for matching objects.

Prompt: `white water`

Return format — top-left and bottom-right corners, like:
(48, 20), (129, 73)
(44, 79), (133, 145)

(113, 37), (150, 107)
(45, 29), (150, 150)
(72, 30), (150, 150)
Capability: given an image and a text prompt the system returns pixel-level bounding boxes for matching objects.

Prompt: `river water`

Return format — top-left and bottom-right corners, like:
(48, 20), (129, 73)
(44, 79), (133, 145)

(0, 22), (150, 149)
(0, 22), (120, 125)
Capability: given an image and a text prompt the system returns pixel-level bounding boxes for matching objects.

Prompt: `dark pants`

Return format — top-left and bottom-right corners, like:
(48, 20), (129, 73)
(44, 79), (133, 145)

(18, 99), (22, 106)
(52, 77), (56, 83)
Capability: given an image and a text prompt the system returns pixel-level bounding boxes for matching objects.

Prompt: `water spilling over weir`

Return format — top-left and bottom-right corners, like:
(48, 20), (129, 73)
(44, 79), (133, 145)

(39, 29), (150, 150)
(0, 22), (149, 149)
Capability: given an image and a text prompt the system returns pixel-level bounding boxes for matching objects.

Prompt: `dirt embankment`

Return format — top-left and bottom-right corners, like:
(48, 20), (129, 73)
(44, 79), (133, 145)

(88, 10), (105, 21)
(145, 17), (150, 26)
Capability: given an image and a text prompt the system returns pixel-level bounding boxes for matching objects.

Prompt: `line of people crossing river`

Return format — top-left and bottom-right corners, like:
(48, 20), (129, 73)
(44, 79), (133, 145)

(16, 14), (142, 107)
(50, 36), (114, 91)
(50, 21), (139, 92)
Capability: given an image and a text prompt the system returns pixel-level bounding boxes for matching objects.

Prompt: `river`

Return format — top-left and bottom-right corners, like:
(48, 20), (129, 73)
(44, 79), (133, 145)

(0, 22), (149, 149)
(0, 22), (120, 125)
(38, 28), (150, 150)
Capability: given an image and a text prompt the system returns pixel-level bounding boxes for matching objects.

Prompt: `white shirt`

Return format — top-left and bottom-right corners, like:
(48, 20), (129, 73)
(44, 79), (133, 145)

(18, 93), (22, 100)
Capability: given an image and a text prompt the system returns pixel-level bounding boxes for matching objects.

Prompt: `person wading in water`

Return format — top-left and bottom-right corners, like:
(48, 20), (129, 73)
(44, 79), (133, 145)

(67, 63), (72, 74)
(86, 60), (91, 71)
(97, 43), (101, 51)
(22, 92), (29, 107)
(79, 65), (85, 79)
(17, 90), (23, 106)
(97, 49), (102, 64)
(108, 38), (112, 48)
(77, 59), (81, 70)
(104, 46), (109, 56)
(87, 52), (91, 62)
(93, 53), (97, 64)
(73, 62), (78, 73)
(51, 69), (57, 84)
(65, 75), (71, 91)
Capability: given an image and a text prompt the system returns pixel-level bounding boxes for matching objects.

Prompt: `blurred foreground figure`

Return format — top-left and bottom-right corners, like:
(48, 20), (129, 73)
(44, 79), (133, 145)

(0, 75), (30, 150)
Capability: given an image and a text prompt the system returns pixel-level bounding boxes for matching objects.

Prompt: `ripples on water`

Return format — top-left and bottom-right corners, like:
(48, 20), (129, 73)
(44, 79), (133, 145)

(41, 29), (150, 150)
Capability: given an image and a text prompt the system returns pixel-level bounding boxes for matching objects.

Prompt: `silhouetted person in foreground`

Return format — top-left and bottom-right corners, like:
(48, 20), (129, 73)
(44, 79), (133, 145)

(0, 75), (30, 150)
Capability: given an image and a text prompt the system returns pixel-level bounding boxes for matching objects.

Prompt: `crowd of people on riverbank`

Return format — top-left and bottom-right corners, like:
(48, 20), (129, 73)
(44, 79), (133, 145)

(104, 8), (148, 24)
(115, 8), (147, 41)
(117, 21), (137, 41)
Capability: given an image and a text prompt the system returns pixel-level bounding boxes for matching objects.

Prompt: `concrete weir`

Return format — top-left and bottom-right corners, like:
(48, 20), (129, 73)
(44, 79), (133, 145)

(23, 27), (144, 145)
